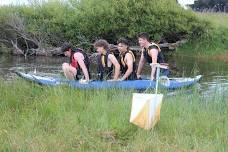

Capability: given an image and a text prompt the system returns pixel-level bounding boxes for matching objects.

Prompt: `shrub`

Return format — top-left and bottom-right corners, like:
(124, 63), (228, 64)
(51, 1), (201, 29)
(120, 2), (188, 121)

(0, 0), (213, 53)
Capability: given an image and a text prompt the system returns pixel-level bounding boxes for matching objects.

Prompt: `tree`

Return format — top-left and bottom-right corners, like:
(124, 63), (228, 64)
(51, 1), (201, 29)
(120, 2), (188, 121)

(190, 0), (228, 12)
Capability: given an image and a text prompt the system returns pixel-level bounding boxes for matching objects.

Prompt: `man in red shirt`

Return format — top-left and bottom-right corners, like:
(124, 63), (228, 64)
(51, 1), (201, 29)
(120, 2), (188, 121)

(61, 42), (90, 82)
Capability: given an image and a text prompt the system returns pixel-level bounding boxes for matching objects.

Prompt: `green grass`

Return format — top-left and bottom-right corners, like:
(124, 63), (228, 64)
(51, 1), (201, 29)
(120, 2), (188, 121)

(197, 12), (228, 28)
(0, 78), (227, 151)
(177, 13), (228, 56)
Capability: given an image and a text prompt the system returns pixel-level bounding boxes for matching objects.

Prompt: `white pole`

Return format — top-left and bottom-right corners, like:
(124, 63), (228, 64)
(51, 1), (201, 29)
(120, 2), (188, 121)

(150, 63), (161, 94)
(155, 64), (160, 94)
(148, 63), (160, 129)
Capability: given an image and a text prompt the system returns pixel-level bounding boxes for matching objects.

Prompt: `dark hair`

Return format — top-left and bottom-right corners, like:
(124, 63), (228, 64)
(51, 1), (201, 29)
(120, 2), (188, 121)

(138, 32), (150, 41)
(117, 38), (129, 46)
(61, 42), (72, 52)
(94, 39), (109, 50)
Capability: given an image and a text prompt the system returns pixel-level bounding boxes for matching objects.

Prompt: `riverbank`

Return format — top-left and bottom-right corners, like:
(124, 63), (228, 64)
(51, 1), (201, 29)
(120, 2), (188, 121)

(213, 52), (228, 62)
(177, 13), (228, 56)
(0, 78), (227, 151)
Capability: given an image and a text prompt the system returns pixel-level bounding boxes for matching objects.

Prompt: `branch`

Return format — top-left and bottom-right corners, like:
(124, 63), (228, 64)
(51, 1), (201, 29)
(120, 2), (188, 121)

(11, 40), (24, 55)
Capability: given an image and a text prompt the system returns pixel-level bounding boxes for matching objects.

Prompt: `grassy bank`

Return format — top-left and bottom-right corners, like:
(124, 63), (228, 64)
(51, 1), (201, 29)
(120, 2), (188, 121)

(177, 13), (228, 56)
(197, 13), (228, 28)
(0, 78), (227, 151)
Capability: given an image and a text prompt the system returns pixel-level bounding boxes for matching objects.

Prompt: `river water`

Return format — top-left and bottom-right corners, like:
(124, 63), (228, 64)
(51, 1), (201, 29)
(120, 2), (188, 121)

(0, 53), (227, 95)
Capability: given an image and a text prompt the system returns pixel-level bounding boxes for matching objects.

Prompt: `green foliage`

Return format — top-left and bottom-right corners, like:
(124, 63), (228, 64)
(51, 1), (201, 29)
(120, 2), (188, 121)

(75, 0), (206, 43)
(0, 0), (210, 49)
(0, 1), (79, 48)
(17, 2), (76, 47)
(2, 0), (226, 56)
(178, 13), (228, 55)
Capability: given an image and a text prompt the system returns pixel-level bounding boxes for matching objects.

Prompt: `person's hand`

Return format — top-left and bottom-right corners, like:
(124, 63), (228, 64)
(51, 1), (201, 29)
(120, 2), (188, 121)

(79, 79), (89, 84)
(150, 76), (155, 81)
(137, 74), (141, 79)
(107, 79), (118, 82)
(150, 63), (159, 68)
(118, 78), (124, 81)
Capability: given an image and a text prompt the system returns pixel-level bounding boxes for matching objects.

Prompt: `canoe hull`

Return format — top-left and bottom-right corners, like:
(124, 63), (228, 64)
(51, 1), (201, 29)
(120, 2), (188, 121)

(15, 71), (202, 90)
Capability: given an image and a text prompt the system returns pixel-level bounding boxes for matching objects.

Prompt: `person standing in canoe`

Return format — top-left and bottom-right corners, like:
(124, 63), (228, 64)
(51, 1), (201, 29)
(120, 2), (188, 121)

(61, 42), (90, 82)
(117, 38), (137, 80)
(136, 32), (169, 80)
(94, 39), (120, 81)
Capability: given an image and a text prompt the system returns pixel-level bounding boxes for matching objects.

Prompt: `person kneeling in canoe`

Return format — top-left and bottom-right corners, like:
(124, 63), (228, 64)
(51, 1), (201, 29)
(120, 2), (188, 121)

(117, 38), (137, 80)
(137, 32), (169, 80)
(94, 39), (120, 81)
(61, 42), (90, 82)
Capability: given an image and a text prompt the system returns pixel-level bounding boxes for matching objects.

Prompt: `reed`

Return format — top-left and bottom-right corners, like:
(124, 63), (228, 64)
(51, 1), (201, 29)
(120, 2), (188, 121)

(0, 78), (227, 151)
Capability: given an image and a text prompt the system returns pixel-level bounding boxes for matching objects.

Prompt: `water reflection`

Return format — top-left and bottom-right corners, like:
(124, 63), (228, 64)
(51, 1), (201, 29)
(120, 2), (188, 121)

(0, 55), (64, 78)
(0, 54), (227, 94)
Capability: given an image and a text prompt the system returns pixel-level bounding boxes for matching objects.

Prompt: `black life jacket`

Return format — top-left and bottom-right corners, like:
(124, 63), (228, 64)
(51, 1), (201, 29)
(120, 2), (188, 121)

(70, 48), (90, 80)
(97, 50), (113, 81)
(119, 50), (137, 80)
(143, 43), (166, 64)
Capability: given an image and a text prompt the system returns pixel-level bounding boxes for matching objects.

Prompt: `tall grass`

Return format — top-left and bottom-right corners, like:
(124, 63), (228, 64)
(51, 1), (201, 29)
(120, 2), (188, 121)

(197, 13), (228, 28)
(0, 78), (227, 151)
(178, 13), (228, 56)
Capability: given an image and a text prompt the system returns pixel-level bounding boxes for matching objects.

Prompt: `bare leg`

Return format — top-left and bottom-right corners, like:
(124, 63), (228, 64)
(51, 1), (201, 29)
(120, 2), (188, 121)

(62, 63), (77, 80)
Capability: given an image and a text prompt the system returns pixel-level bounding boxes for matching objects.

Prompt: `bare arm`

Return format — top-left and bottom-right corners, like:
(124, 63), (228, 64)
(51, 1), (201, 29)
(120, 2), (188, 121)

(108, 54), (120, 80)
(121, 53), (133, 80)
(136, 51), (146, 78)
(149, 49), (158, 80)
(74, 53), (90, 81)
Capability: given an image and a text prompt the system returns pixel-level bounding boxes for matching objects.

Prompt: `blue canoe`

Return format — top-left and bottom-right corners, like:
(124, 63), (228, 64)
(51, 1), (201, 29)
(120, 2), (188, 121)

(15, 71), (202, 90)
